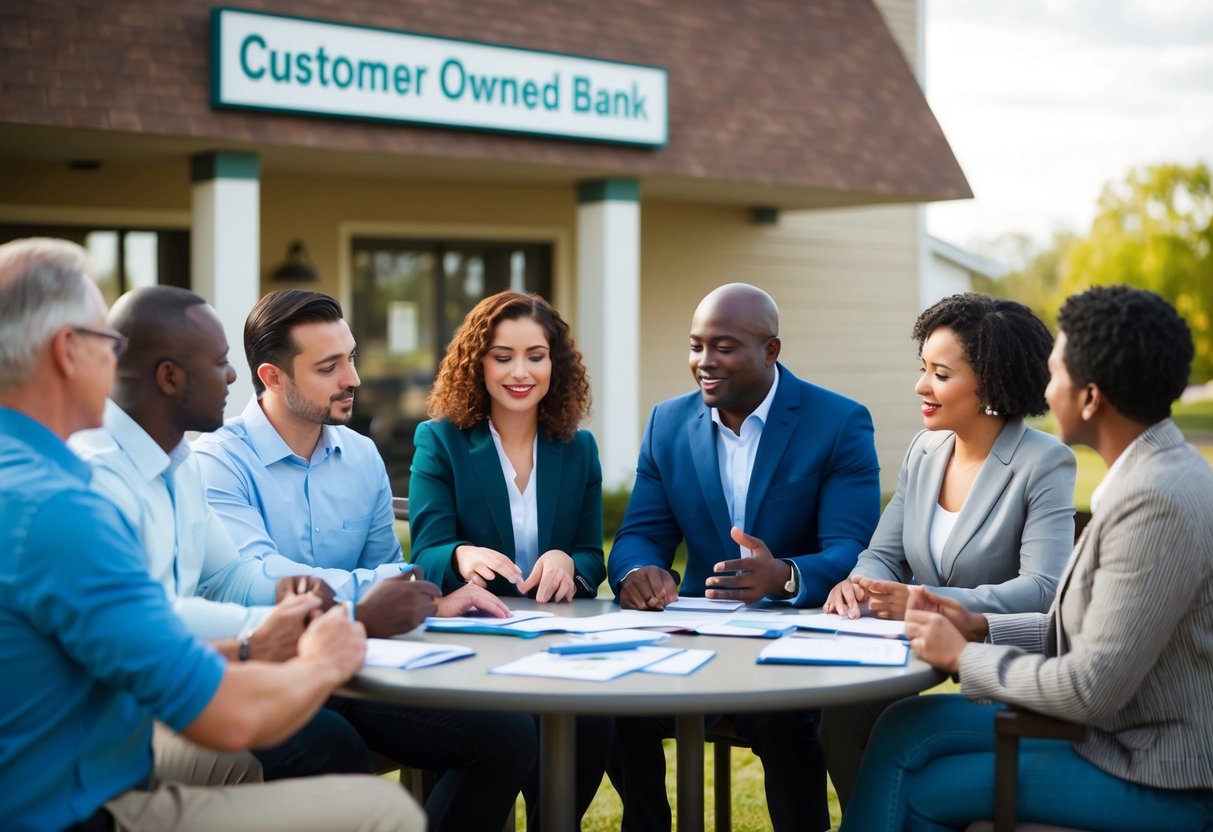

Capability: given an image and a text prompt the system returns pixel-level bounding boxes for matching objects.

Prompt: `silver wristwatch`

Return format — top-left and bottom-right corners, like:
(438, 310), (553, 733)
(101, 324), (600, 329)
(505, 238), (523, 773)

(783, 562), (799, 596)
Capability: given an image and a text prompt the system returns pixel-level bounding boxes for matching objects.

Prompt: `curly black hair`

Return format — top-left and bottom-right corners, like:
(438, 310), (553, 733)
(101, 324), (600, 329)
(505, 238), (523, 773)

(1057, 285), (1192, 424)
(913, 293), (1053, 419)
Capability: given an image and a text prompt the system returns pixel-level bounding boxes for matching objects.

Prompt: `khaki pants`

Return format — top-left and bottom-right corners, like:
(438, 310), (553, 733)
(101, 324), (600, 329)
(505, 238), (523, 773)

(103, 724), (424, 832)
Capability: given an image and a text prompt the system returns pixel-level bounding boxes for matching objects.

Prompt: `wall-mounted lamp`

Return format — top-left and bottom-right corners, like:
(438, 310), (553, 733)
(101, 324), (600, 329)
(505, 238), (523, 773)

(752, 206), (780, 226)
(271, 240), (318, 283)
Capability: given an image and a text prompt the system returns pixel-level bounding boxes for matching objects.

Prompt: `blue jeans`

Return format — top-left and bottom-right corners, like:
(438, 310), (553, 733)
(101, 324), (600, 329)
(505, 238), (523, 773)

(841, 695), (1213, 832)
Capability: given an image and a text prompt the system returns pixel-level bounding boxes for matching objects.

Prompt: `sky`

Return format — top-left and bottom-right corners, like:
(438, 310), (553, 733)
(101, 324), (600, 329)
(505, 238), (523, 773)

(923, 0), (1213, 258)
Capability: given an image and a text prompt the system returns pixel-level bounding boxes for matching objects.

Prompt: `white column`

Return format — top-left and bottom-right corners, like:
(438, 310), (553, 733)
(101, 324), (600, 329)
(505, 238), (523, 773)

(191, 152), (260, 419)
(576, 179), (640, 490)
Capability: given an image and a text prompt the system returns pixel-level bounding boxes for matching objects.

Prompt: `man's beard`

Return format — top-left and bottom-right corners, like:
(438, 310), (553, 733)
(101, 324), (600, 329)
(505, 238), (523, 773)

(285, 380), (354, 426)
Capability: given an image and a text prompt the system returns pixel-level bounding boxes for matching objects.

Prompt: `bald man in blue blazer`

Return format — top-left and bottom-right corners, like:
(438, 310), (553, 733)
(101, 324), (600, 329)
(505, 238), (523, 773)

(606, 284), (881, 832)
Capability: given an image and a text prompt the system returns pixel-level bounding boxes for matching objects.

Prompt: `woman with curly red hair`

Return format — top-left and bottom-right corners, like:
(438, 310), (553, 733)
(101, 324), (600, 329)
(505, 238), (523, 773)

(409, 289), (603, 599)
(408, 290), (608, 827)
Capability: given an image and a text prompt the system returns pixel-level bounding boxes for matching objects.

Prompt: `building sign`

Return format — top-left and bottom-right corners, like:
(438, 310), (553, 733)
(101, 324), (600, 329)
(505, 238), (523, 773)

(212, 8), (668, 146)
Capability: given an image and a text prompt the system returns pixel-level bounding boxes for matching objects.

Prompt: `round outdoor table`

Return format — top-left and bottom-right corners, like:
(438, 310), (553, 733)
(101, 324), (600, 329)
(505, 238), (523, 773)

(341, 598), (943, 832)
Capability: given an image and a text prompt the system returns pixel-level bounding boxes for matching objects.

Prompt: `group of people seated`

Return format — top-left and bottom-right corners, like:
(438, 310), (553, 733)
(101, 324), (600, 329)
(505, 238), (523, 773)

(0, 234), (1210, 832)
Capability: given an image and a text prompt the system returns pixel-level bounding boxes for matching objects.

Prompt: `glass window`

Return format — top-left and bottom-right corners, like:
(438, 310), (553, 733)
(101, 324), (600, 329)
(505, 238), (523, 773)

(0, 223), (189, 304)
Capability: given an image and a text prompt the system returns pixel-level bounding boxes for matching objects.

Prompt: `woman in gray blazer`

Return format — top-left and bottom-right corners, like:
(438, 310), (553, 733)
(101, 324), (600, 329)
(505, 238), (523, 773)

(822, 293), (1076, 807)
(844, 287), (1213, 830)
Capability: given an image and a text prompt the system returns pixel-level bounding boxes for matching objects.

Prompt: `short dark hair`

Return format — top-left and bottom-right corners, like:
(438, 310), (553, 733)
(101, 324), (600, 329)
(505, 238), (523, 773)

(913, 293), (1053, 419)
(1057, 286), (1192, 424)
(244, 289), (344, 396)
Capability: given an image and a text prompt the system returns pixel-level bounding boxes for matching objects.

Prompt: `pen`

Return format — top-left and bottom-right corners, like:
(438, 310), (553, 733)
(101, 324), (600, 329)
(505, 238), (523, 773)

(399, 563), (417, 581)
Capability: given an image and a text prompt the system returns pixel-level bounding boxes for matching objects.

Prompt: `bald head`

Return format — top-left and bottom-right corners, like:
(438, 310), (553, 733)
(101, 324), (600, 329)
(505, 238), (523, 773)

(688, 283), (782, 432)
(692, 283), (779, 342)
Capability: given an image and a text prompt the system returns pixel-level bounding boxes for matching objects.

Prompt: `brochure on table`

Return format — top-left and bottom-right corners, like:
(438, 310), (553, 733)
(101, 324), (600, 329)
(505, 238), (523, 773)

(364, 638), (475, 669)
(757, 634), (909, 667)
(792, 613), (908, 640)
(490, 646), (685, 681)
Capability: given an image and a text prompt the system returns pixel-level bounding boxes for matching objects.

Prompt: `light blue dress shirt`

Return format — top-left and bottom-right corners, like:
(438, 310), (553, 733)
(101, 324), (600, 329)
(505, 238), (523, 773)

(193, 396), (403, 601)
(71, 400), (276, 640)
(710, 370), (802, 591)
(1, 407), (224, 831)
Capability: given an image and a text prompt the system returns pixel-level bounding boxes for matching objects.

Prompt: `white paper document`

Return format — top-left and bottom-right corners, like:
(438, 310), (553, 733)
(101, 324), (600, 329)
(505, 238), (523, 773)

(490, 646), (684, 681)
(641, 648), (716, 675)
(665, 597), (745, 612)
(364, 638), (475, 669)
(757, 634), (909, 667)
(695, 616), (799, 638)
(792, 613), (907, 639)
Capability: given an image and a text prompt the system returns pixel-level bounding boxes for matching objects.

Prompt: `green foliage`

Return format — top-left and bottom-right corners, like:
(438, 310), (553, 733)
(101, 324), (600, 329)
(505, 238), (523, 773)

(602, 485), (632, 539)
(979, 161), (1213, 381)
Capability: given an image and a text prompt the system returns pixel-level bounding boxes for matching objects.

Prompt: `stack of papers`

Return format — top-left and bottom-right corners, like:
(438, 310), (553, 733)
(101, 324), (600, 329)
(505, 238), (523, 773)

(491, 646), (685, 681)
(757, 635), (909, 667)
(548, 629), (669, 654)
(665, 597), (745, 612)
(792, 613), (907, 640)
(364, 638), (475, 669)
(694, 615), (799, 638)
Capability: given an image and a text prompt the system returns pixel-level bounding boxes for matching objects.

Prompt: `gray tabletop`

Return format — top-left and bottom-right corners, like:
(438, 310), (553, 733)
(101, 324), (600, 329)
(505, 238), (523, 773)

(342, 598), (944, 713)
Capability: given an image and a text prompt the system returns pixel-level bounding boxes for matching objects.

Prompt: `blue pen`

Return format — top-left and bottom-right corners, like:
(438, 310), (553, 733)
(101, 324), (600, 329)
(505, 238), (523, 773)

(399, 563), (417, 580)
(548, 638), (655, 655)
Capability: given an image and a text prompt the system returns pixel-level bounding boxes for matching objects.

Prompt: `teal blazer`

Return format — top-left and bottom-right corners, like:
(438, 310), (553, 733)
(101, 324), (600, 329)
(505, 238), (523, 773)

(408, 419), (605, 597)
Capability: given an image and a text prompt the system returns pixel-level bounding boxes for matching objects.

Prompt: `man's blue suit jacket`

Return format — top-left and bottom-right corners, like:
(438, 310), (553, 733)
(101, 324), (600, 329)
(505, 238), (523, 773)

(608, 365), (881, 607)
(409, 419), (606, 597)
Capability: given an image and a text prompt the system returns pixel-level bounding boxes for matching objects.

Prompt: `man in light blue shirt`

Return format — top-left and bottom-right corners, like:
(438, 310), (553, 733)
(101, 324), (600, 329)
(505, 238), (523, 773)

(71, 285), (374, 780)
(0, 238), (420, 832)
(195, 288), (535, 832)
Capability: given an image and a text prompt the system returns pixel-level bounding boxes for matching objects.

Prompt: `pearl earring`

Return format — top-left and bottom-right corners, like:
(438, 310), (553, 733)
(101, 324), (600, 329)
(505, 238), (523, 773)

(984, 405), (999, 416)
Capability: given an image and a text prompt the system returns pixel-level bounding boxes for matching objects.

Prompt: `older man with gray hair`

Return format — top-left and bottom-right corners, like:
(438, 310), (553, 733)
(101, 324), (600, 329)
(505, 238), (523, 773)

(0, 238), (421, 832)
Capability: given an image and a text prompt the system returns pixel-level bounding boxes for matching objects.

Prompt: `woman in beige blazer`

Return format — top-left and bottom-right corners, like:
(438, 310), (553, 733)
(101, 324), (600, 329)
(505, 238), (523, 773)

(843, 287), (1213, 831)
(822, 293), (1076, 806)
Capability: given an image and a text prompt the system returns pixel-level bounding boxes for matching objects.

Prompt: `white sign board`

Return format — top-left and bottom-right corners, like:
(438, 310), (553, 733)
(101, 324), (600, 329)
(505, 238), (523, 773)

(212, 7), (668, 146)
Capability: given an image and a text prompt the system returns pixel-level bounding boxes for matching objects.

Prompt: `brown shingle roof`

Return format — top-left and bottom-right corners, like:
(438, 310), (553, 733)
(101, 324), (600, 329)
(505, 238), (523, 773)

(0, 0), (971, 205)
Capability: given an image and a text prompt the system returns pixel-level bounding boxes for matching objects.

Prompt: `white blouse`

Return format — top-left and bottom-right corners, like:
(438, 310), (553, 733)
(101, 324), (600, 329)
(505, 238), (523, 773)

(487, 421), (539, 575)
(928, 503), (960, 576)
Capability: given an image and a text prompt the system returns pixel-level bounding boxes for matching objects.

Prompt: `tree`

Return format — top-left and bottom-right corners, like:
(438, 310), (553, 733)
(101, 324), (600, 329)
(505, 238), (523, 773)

(1066, 162), (1213, 379)
(980, 162), (1213, 381)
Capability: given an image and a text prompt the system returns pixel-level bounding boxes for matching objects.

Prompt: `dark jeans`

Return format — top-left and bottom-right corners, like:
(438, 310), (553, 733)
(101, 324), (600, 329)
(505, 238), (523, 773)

(607, 710), (829, 832)
(522, 715), (614, 831)
(252, 706), (371, 780)
(328, 695), (537, 832)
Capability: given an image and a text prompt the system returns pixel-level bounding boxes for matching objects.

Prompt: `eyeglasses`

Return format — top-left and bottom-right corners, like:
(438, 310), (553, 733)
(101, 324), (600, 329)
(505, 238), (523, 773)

(73, 326), (129, 359)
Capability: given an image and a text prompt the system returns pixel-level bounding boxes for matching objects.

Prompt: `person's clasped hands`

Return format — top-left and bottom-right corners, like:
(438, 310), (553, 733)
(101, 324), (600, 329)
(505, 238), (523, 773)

(902, 585), (990, 674)
(455, 543), (580, 603)
(824, 576), (912, 620)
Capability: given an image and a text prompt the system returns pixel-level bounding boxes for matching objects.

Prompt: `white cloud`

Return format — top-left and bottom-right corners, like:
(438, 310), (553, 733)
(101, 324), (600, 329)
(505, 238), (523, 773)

(924, 0), (1213, 253)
